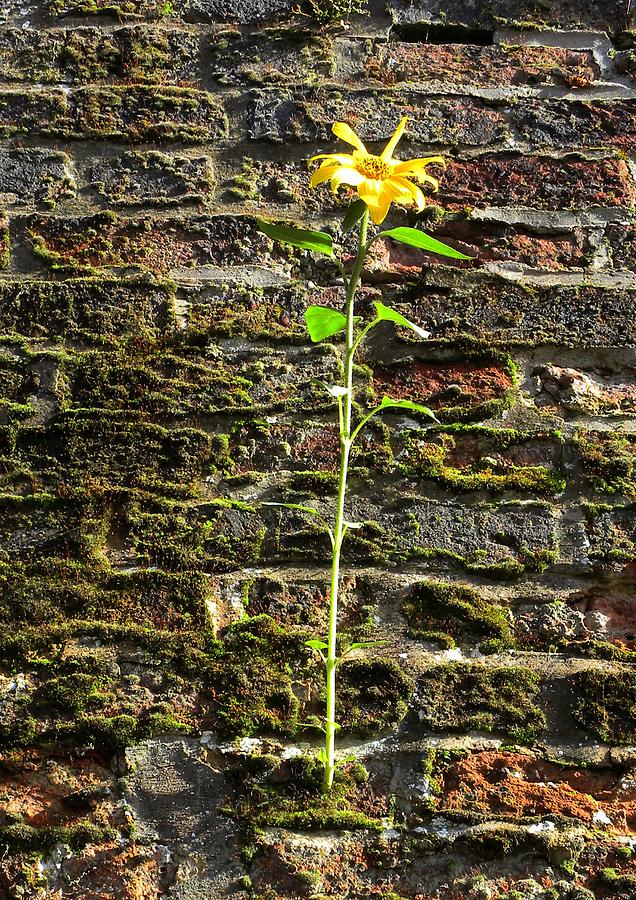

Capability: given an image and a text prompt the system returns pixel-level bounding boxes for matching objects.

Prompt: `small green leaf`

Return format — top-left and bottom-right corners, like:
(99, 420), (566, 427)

(317, 747), (328, 762)
(305, 639), (329, 651)
(305, 305), (347, 342)
(343, 520), (364, 529)
(378, 226), (473, 260)
(336, 754), (357, 767)
(348, 640), (387, 651)
(373, 300), (430, 339)
(257, 219), (333, 256)
(342, 198), (367, 233)
(380, 396), (439, 421)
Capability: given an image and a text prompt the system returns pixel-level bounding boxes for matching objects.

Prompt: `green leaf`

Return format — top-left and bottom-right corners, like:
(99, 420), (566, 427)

(373, 300), (430, 339)
(305, 305), (347, 342)
(342, 198), (367, 234)
(257, 219), (333, 256)
(378, 226), (473, 260)
(348, 640), (387, 651)
(305, 639), (329, 651)
(343, 520), (364, 529)
(380, 396), (439, 421)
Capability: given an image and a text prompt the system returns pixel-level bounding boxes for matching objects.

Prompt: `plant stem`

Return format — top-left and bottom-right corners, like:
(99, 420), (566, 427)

(323, 208), (369, 792)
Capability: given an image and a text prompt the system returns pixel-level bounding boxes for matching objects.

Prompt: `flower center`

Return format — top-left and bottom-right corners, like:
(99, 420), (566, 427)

(356, 154), (391, 180)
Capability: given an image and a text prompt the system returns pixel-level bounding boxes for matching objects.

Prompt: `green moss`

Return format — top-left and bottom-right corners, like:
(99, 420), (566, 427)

(0, 822), (115, 856)
(226, 754), (383, 831)
(403, 579), (513, 650)
(288, 470), (339, 496)
(576, 431), (636, 496)
(337, 659), (413, 735)
(305, 0), (368, 22)
(417, 663), (546, 743)
(572, 669), (636, 743)
(400, 426), (565, 495)
(210, 615), (314, 738)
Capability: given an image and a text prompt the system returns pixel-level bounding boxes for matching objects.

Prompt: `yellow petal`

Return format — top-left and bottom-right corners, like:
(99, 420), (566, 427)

(330, 168), (365, 193)
(393, 156), (446, 175)
(380, 115), (408, 162)
(308, 153), (357, 168)
(357, 177), (384, 206)
(309, 165), (341, 189)
(368, 187), (395, 224)
(332, 121), (367, 154)
(390, 176), (426, 211)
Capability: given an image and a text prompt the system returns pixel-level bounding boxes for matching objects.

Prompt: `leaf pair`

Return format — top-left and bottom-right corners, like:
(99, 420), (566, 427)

(305, 300), (426, 343)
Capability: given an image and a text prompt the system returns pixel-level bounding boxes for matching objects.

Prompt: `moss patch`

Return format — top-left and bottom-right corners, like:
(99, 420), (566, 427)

(416, 663), (546, 743)
(402, 579), (513, 651)
(225, 754), (384, 831)
(336, 659), (414, 735)
(572, 669), (636, 744)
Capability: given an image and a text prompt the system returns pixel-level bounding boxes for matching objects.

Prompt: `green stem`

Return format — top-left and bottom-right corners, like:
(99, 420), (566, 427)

(323, 208), (369, 792)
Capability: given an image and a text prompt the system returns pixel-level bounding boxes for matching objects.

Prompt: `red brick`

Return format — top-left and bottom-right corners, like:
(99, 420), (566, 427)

(437, 154), (636, 210)
(354, 42), (599, 89)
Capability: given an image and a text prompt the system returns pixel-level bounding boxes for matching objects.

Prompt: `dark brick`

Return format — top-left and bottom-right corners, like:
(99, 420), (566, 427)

(437, 155), (636, 211)
(0, 25), (200, 84)
(0, 278), (174, 342)
(396, 272), (636, 347)
(72, 86), (228, 143)
(249, 90), (509, 147)
(387, 0), (630, 32)
(0, 89), (69, 138)
(585, 503), (636, 564)
(605, 223), (636, 271)
(27, 213), (277, 275)
(344, 41), (600, 89)
(510, 100), (636, 152)
(0, 148), (75, 208)
(47, 0), (296, 23)
(209, 28), (333, 87)
(0, 87), (227, 143)
(86, 151), (214, 207)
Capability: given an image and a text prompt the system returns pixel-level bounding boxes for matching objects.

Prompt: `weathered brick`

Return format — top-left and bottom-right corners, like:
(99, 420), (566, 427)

(387, 0), (630, 32)
(0, 148), (75, 209)
(47, 0), (296, 23)
(395, 273), (636, 347)
(437, 154), (636, 211)
(511, 100), (636, 152)
(0, 25), (200, 84)
(72, 86), (228, 143)
(0, 89), (69, 138)
(585, 503), (636, 564)
(605, 223), (636, 271)
(342, 40), (600, 89)
(249, 90), (509, 147)
(0, 278), (174, 342)
(86, 151), (214, 207)
(27, 212), (279, 275)
(0, 87), (227, 143)
(210, 28), (333, 87)
(366, 217), (592, 277)
(534, 366), (636, 417)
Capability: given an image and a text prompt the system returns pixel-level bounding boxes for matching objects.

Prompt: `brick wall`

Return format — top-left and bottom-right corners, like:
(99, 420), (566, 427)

(1, 2), (636, 898)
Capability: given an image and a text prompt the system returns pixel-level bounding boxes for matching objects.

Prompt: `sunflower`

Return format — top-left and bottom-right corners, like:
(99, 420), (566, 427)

(309, 116), (445, 225)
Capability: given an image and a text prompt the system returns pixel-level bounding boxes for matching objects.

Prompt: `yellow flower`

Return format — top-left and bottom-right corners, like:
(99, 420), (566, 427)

(309, 116), (445, 225)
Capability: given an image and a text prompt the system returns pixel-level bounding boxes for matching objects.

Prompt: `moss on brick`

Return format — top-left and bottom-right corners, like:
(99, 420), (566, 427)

(225, 754), (383, 832)
(572, 669), (636, 744)
(403, 579), (513, 650)
(337, 659), (413, 735)
(416, 663), (546, 744)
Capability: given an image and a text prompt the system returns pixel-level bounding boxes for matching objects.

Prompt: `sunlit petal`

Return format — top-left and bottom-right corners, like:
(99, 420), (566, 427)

(308, 153), (357, 168)
(380, 116), (408, 162)
(330, 169), (365, 193)
(391, 176), (426, 210)
(332, 121), (367, 153)
(309, 165), (342, 188)
(393, 156), (446, 175)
